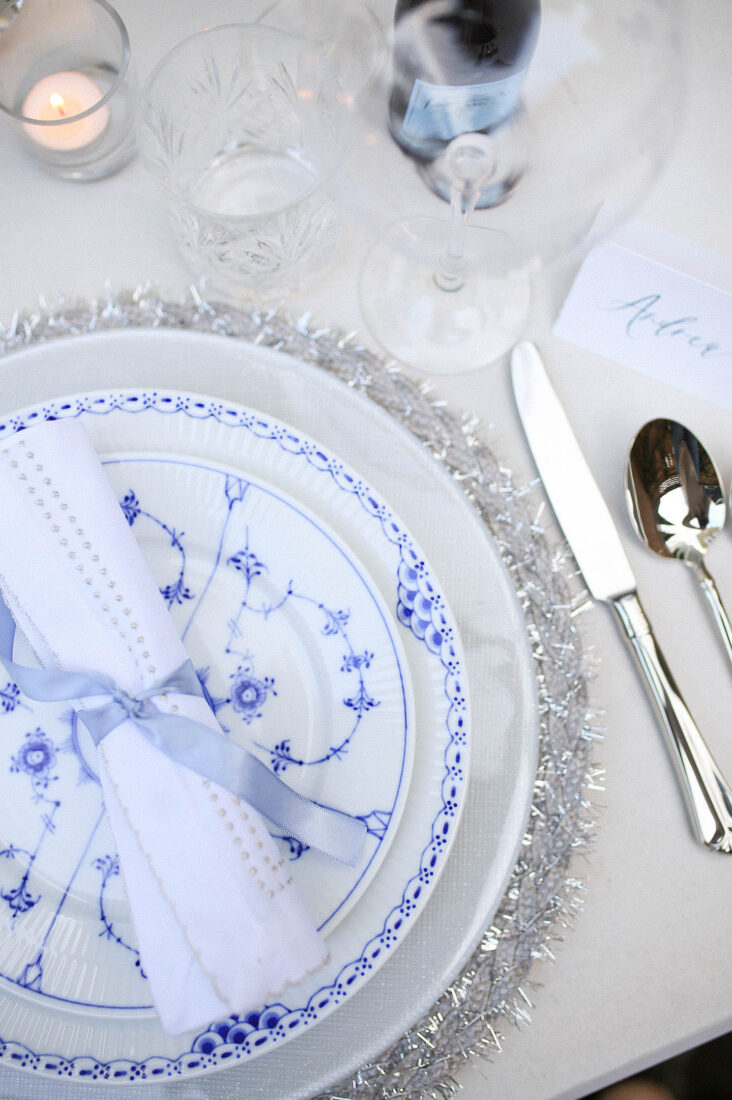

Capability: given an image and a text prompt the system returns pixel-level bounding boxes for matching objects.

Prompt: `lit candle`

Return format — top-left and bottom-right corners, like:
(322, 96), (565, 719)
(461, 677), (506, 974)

(22, 71), (109, 150)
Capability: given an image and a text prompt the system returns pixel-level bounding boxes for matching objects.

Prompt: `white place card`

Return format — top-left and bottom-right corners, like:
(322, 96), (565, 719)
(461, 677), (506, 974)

(553, 213), (732, 410)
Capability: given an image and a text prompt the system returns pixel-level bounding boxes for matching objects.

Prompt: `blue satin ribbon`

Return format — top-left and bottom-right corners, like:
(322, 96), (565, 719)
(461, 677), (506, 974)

(0, 596), (366, 865)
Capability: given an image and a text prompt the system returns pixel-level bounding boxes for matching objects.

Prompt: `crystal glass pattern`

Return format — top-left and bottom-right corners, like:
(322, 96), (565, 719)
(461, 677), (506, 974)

(138, 24), (347, 302)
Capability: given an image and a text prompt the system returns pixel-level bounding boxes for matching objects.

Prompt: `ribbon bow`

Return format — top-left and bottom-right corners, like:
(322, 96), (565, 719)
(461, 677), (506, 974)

(0, 596), (365, 865)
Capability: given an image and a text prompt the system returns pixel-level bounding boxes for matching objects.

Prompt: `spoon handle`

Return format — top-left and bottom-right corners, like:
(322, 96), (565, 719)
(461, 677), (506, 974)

(611, 590), (732, 853)
(692, 560), (732, 667)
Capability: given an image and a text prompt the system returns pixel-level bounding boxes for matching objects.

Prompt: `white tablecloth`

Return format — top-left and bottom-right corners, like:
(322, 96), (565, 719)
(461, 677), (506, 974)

(0, 2), (730, 1098)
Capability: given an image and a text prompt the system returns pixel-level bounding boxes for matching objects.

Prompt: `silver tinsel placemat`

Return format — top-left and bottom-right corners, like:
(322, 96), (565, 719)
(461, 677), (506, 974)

(0, 288), (599, 1100)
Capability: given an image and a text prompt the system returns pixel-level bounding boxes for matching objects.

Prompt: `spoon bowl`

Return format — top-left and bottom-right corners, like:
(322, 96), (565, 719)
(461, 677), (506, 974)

(626, 417), (732, 664)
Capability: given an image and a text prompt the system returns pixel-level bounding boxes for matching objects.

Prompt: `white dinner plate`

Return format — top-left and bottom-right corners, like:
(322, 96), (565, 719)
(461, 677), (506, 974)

(0, 391), (468, 1080)
(0, 329), (538, 1100)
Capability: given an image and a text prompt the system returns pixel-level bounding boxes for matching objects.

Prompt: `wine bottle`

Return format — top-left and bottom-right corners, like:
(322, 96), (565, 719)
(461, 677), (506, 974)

(389, 0), (540, 202)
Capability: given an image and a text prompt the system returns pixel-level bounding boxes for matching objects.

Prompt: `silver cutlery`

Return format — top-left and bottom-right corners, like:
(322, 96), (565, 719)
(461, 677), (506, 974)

(626, 417), (732, 666)
(511, 340), (732, 853)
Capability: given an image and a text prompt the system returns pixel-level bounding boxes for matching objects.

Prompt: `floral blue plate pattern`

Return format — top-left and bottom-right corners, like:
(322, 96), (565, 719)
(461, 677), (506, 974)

(0, 391), (469, 1083)
(1, 453), (414, 1012)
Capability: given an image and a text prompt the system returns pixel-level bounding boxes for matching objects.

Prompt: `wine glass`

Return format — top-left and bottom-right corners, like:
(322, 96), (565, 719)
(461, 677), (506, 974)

(324, 0), (684, 375)
(255, 0), (386, 102)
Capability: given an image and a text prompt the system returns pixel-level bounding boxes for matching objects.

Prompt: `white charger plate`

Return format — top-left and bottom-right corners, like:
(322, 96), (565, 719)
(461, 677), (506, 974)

(0, 329), (538, 1100)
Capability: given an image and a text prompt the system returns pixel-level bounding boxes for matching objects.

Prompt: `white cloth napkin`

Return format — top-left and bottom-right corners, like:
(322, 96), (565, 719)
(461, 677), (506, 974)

(0, 419), (328, 1035)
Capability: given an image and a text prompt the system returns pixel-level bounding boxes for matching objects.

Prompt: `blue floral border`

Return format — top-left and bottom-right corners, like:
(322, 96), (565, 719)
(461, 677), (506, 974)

(0, 391), (469, 1082)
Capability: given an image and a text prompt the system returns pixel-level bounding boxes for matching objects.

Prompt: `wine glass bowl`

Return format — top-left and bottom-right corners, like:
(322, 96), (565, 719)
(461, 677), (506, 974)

(332, 0), (685, 374)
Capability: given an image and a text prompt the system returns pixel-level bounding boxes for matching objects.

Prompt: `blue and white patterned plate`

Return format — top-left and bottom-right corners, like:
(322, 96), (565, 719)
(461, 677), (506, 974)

(0, 452), (414, 1011)
(0, 391), (469, 1083)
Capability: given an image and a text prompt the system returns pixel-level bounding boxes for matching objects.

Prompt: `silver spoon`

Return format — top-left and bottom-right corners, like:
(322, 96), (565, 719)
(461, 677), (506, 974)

(626, 417), (732, 665)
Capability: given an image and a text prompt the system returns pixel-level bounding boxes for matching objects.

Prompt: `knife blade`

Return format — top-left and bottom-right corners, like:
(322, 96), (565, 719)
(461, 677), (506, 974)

(511, 341), (635, 601)
(511, 340), (732, 853)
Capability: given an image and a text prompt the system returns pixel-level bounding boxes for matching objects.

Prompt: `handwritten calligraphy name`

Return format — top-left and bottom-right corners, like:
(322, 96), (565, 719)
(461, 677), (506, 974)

(603, 293), (729, 359)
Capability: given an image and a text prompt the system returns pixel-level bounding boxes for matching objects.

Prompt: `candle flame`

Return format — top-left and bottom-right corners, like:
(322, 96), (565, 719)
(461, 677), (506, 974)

(49, 92), (67, 117)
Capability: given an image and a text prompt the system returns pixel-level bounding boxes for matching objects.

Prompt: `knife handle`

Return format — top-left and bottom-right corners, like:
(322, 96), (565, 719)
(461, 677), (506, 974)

(611, 590), (732, 853)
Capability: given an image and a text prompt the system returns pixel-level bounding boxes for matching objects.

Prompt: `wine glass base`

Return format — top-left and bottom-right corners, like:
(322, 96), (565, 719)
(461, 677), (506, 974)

(359, 217), (530, 375)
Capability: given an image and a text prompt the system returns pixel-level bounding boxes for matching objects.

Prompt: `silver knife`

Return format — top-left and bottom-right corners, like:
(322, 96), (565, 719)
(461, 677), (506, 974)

(511, 340), (732, 853)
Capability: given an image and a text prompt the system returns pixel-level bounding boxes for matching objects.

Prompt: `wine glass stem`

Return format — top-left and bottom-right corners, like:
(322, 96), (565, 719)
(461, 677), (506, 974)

(433, 177), (479, 293)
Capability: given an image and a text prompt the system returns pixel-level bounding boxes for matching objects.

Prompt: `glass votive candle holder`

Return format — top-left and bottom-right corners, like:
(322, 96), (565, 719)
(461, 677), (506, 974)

(0, 0), (137, 181)
(138, 24), (347, 303)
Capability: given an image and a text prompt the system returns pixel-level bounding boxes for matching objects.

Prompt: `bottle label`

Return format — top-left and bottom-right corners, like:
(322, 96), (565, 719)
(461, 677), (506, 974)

(403, 72), (524, 141)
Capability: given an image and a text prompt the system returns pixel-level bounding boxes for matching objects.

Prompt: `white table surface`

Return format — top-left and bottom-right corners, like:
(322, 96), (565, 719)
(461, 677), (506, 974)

(0, 2), (731, 1099)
